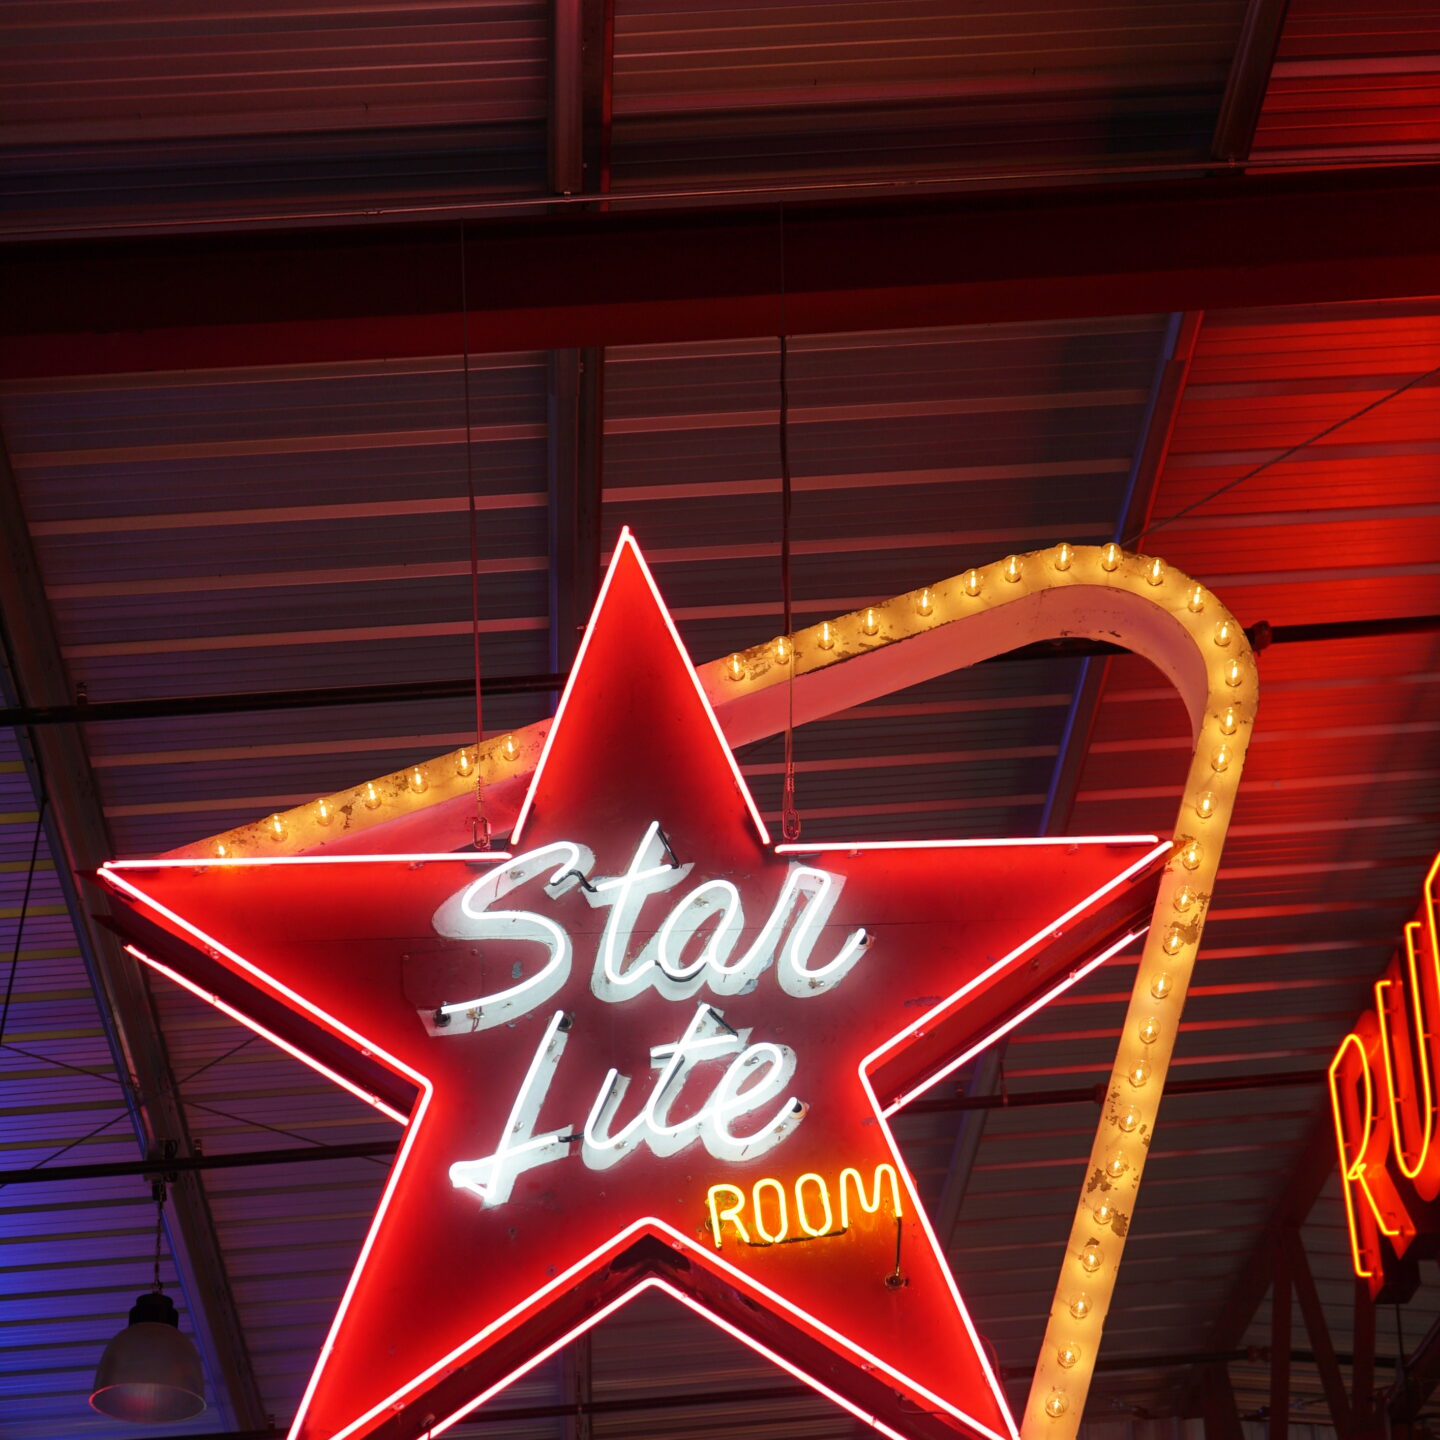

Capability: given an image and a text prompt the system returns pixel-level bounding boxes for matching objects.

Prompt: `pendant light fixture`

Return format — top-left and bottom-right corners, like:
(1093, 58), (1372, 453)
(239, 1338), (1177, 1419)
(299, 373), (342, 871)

(90, 1179), (206, 1423)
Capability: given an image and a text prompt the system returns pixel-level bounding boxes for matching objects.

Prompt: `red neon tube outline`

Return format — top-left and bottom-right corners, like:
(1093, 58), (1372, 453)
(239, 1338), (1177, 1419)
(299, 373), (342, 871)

(98, 530), (1170, 1440)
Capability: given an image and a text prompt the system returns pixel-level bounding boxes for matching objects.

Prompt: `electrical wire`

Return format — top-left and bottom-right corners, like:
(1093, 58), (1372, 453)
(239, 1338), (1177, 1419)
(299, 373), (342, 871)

(1129, 357), (1440, 546)
(0, 790), (48, 1050)
(777, 209), (801, 842)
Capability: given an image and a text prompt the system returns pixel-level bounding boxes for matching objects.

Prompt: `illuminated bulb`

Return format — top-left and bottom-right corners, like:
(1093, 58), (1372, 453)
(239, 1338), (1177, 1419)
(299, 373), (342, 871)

(1057, 1343), (1080, 1370)
(774, 636), (791, 665)
(963, 569), (983, 597)
(1054, 542), (1073, 572)
(1151, 971), (1174, 1000)
(1003, 554), (1023, 584)
(1101, 542), (1121, 572)
(726, 653), (745, 682)
(214, 841), (228, 859)
(1224, 656), (1245, 688)
(456, 749), (473, 777)
(268, 813), (287, 842)
(862, 607), (880, 636)
(1163, 924), (1187, 955)
(1145, 556), (1166, 586)
(409, 767), (427, 794)
(1211, 745), (1230, 773)
(1173, 884), (1196, 913)
(1219, 704), (1239, 736)
(1138, 1017), (1160, 1045)
(364, 782), (381, 810)
(1105, 1151), (1128, 1178)
(1214, 619), (1234, 648)
(1079, 1240), (1104, 1272)
(915, 587), (934, 617)
(501, 734), (520, 763)
(1179, 836), (1203, 871)
(1195, 790), (1218, 820)
(1069, 1293), (1092, 1320)
(1044, 1393), (1069, 1419)
(315, 798), (333, 826)
(817, 620), (835, 650)
(1118, 1105), (1142, 1133)
(1187, 584), (1205, 614)
(1127, 1061), (1151, 1089)
(1093, 1200), (1115, 1227)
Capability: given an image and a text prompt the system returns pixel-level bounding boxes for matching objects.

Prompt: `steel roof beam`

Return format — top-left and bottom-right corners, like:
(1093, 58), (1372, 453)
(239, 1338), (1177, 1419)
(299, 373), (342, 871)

(8, 166), (1440, 380)
(0, 441), (267, 1432)
(1211, 0), (1292, 163)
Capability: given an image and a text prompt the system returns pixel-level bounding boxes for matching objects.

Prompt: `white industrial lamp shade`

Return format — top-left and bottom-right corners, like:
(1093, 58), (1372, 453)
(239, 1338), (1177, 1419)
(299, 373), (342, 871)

(90, 1291), (206, 1424)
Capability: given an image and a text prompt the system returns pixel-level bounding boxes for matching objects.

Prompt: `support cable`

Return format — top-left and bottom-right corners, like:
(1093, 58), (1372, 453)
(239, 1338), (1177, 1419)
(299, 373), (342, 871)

(778, 208), (800, 841)
(459, 220), (490, 848)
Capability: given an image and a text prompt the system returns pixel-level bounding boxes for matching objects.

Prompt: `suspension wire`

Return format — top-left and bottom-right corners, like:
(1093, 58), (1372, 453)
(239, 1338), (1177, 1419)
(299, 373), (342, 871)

(0, 789), (47, 1049)
(1128, 357), (1440, 546)
(778, 208), (801, 842)
(459, 220), (490, 848)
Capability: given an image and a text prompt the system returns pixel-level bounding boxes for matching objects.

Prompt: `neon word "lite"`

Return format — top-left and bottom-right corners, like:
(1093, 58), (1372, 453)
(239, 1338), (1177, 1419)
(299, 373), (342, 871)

(1329, 851), (1440, 1299)
(707, 1163), (904, 1249)
(429, 822), (875, 1206)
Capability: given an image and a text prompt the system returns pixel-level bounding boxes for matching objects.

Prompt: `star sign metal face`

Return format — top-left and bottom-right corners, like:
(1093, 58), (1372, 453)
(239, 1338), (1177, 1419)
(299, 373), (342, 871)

(100, 532), (1168, 1440)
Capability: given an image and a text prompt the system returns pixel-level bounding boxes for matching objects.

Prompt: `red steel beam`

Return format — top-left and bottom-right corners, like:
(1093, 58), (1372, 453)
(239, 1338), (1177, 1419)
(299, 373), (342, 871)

(7, 165), (1440, 379)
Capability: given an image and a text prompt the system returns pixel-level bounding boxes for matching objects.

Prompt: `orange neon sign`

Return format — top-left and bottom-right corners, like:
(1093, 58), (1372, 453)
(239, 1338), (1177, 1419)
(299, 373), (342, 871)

(1330, 851), (1440, 1299)
(706, 1164), (903, 1249)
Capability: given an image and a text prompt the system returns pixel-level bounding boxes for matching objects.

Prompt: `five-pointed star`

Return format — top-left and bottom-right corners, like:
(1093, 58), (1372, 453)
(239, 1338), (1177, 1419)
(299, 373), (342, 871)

(101, 532), (1167, 1440)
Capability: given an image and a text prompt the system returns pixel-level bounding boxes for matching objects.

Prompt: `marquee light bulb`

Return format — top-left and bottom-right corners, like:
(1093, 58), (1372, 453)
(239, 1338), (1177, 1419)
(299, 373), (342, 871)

(1127, 1061), (1151, 1090)
(1057, 1343), (1080, 1369)
(315, 798), (333, 825)
(409, 767), (427, 794)
(1101, 542), (1121, 572)
(1214, 620), (1234, 648)
(862, 607), (880, 635)
(963, 569), (983, 597)
(1211, 745), (1230, 774)
(457, 749), (474, 777)
(1187, 584), (1205, 614)
(1138, 1016), (1160, 1045)
(774, 636), (791, 665)
(1145, 556), (1165, 586)
(1151, 971), (1174, 1000)
(817, 620), (835, 649)
(915, 588), (934, 617)
(364, 782), (381, 810)
(269, 813), (287, 841)
(1105, 1151), (1127, 1178)
(1003, 554), (1023, 584)
(1080, 1240), (1103, 1272)
(1224, 656), (1245, 689)
(1178, 836), (1203, 870)
(1044, 1392), (1069, 1419)
(1172, 884), (1196, 913)
(1054, 542), (1073, 571)
(1219, 704), (1239, 736)
(214, 841), (228, 859)
(1068, 1293), (1091, 1320)
(726, 653), (745, 682)
(1093, 1199), (1115, 1226)
(1162, 924), (1187, 955)
(1118, 1105), (1142, 1132)
(1195, 790), (1218, 821)
(502, 734), (520, 763)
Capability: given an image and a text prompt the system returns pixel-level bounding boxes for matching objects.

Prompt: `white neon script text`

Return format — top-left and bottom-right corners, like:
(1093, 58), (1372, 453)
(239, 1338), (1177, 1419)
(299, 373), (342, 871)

(431, 824), (871, 1204)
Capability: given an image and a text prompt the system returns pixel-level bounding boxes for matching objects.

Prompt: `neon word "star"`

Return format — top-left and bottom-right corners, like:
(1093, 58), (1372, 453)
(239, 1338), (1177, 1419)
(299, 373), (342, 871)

(429, 821), (875, 1205)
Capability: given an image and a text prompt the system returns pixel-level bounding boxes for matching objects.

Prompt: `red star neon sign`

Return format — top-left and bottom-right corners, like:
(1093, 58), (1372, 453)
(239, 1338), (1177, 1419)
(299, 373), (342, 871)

(100, 532), (1168, 1440)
